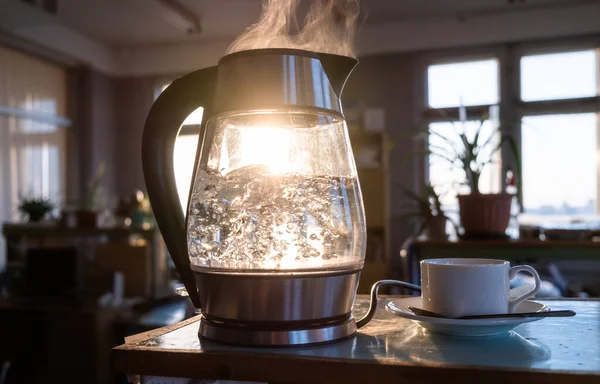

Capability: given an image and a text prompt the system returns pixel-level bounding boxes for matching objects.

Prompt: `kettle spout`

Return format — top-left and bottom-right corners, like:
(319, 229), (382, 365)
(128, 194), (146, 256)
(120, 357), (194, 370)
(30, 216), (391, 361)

(319, 53), (358, 97)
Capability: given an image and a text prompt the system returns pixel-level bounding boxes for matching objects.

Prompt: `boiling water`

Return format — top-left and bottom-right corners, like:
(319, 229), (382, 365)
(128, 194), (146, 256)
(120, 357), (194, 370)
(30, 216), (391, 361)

(187, 165), (365, 272)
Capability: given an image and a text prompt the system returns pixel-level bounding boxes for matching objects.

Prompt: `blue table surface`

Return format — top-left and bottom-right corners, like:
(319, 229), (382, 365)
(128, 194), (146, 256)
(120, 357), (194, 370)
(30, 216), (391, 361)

(127, 296), (600, 375)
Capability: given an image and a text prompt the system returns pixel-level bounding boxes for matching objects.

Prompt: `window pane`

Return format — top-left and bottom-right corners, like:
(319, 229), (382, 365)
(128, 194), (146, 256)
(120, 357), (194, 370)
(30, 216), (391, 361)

(521, 50), (598, 102)
(428, 59), (499, 108)
(13, 144), (60, 199)
(173, 134), (199, 212)
(0, 45), (67, 269)
(522, 114), (598, 218)
(429, 120), (502, 208)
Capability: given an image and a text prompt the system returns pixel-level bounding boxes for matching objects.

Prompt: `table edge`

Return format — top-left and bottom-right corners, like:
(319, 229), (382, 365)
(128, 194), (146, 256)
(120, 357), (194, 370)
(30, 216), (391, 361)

(111, 346), (600, 383)
(112, 298), (600, 383)
(123, 315), (201, 345)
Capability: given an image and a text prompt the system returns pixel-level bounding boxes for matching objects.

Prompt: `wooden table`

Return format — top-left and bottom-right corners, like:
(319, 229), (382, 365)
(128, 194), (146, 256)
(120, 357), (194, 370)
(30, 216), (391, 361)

(112, 296), (600, 384)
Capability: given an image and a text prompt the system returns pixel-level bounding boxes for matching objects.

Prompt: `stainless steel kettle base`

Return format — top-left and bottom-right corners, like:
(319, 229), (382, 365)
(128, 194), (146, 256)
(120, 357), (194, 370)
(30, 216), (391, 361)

(198, 316), (357, 346)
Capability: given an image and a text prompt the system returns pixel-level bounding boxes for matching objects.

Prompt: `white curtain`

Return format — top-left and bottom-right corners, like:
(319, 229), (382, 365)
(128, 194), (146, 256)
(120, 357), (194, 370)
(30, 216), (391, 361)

(0, 45), (68, 268)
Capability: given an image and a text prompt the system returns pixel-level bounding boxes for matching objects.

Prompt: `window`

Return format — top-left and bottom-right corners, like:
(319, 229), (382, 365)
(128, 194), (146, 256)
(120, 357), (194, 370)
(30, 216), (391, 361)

(519, 48), (600, 219)
(8, 121), (66, 204)
(0, 45), (68, 267)
(521, 50), (598, 102)
(155, 82), (203, 212)
(426, 58), (502, 215)
(173, 132), (201, 211)
(427, 59), (499, 108)
(425, 45), (600, 225)
(522, 114), (598, 217)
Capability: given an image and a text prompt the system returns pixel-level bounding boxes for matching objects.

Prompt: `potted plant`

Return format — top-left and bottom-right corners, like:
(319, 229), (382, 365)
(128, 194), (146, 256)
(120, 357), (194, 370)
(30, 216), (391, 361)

(399, 184), (456, 240)
(18, 196), (54, 223)
(416, 109), (520, 237)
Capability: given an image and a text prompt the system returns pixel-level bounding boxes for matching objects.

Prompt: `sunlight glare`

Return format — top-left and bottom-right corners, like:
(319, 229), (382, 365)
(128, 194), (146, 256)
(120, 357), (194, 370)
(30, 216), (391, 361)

(239, 125), (297, 174)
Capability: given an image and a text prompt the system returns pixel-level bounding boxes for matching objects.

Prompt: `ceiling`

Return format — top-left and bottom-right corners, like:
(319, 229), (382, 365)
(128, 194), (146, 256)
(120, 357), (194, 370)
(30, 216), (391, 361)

(2, 0), (600, 76)
(54, 0), (588, 48)
(56, 0), (262, 47)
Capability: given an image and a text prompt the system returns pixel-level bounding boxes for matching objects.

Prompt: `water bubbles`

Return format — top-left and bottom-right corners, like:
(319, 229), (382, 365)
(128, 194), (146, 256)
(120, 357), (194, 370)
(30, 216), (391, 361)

(212, 202), (226, 214)
(187, 167), (363, 270)
(201, 241), (218, 251)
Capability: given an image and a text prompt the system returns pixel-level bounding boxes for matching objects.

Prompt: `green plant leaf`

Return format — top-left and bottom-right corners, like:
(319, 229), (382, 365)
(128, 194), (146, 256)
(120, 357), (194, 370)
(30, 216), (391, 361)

(428, 144), (460, 160)
(425, 129), (463, 156)
(400, 186), (430, 205)
(472, 125), (482, 148)
(415, 216), (432, 237)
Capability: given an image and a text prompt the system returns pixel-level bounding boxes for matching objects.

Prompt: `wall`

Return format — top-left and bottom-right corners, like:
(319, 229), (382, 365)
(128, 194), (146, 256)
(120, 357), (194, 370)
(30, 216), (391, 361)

(71, 70), (170, 201)
(343, 52), (421, 261)
(68, 67), (118, 201)
(114, 76), (157, 197)
(89, 70), (118, 194)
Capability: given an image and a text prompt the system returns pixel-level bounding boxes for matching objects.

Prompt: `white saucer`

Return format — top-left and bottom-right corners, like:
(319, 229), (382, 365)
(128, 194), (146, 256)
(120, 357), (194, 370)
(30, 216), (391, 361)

(386, 297), (550, 337)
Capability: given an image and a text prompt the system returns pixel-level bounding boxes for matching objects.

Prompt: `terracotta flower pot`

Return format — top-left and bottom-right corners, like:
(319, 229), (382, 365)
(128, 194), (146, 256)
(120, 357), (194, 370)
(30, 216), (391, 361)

(457, 193), (512, 236)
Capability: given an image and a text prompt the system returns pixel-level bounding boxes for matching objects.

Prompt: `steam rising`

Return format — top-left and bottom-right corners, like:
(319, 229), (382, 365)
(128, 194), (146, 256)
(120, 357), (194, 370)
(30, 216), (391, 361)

(227, 0), (359, 58)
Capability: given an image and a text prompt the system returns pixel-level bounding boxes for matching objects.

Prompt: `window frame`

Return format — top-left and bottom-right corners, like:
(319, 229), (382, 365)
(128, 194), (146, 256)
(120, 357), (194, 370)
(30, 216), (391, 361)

(419, 35), (600, 216)
(515, 40), (600, 216)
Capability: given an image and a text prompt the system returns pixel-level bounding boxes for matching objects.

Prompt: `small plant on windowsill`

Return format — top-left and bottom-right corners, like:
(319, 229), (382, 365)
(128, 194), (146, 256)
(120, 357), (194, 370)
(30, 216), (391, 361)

(18, 196), (54, 223)
(413, 106), (521, 237)
(399, 184), (457, 240)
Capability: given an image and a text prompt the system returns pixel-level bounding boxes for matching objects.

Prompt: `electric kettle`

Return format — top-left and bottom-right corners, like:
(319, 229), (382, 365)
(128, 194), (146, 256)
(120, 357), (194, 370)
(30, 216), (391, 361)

(142, 48), (368, 345)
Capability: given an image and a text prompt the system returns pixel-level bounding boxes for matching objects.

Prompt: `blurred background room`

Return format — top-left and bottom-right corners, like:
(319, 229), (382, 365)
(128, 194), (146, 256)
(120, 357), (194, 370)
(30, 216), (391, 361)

(0, 0), (600, 382)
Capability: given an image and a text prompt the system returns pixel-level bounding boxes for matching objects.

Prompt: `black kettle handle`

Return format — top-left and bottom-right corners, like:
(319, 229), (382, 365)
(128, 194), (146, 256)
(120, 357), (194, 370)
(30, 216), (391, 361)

(142, 66), (218, 308)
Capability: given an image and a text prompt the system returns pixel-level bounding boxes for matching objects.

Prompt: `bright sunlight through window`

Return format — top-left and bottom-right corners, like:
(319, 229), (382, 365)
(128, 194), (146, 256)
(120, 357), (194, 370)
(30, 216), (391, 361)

(173, 133), (200, 212)
(521, 50), (598, 102)
(427, 58), (501, 217)
(522, 113), (598, 217)
(428, 59), (499, 108)
(429, 120), (501, 207)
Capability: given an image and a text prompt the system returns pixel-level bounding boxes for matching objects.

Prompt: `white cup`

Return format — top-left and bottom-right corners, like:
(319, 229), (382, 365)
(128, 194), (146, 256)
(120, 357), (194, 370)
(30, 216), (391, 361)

(420, 258), (541, 318)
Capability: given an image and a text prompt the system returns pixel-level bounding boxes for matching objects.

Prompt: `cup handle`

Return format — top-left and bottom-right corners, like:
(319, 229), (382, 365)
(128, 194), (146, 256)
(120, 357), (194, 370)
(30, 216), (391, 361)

(508, 265), (541, 313)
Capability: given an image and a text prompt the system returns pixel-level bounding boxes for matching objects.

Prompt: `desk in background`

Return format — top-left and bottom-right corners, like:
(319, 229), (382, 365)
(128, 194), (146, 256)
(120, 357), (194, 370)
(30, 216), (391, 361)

(2, 223), (168, 299)
(402, 239), (600, 294)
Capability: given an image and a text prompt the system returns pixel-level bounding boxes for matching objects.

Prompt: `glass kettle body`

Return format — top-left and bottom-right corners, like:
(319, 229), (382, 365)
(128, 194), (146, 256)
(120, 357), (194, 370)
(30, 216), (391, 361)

(188, 111), (365, 273)
(142, 49), (366, 345)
